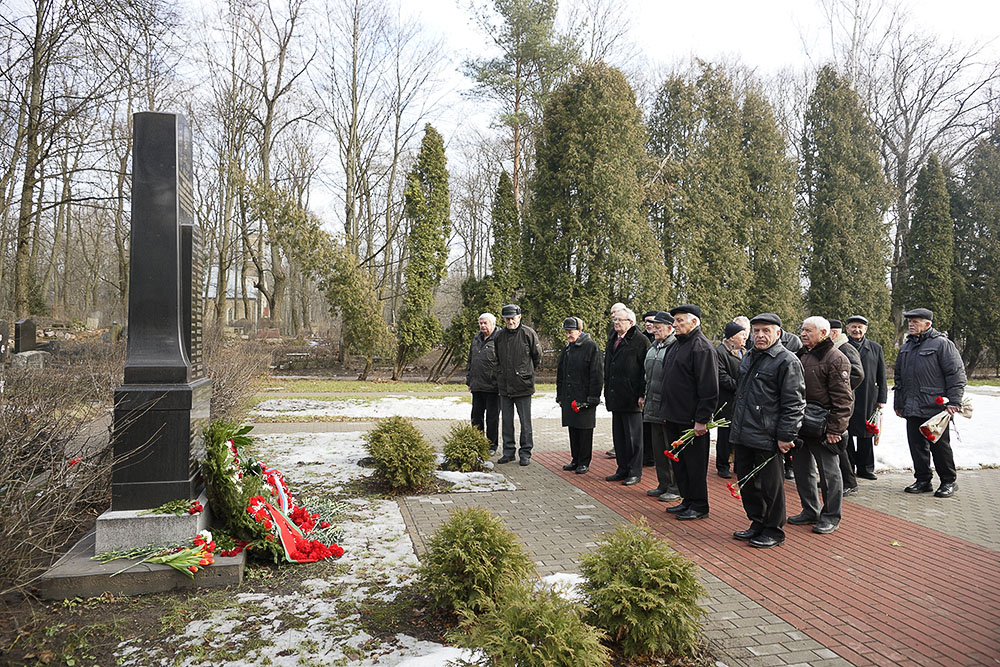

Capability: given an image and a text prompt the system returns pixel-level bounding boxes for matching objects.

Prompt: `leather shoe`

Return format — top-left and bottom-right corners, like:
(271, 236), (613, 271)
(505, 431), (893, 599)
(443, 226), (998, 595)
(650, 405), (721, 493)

(621, 476), (641, 486)
(497, 455), (514, 464)
(574, 465), (589, 474)
(676, 508), (709, 521)
(519, 457), (530, 466)
(749, 534), (784, 549)
(658, 491), (682, 502)
(665, 503), (689, 514)
(788, 513), (818, 525)
(843, 486), (858, 496)
(604, 449), (616, 458)
(784, 467), (795, 480)
(812, 520), (838, 534)
(717, 469), (732, 479)
(562, 463), (577, 471)
(857, 471), (878, 480)
(904, 481), (933, 494)
(646, 488), (666, 497)
(733, 527), (761, 541)
(605, 473), (627, 482)
(934, 482), (957, 498)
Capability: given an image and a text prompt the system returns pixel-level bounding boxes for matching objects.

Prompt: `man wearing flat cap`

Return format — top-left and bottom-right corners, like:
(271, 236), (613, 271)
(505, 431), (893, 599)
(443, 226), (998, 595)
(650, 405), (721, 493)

(714, 320), (749, 479)
(729, 313), (805, 548)
(604, 307), (650, 485)
(641, 311), (680, 501)
(894, 308), (967, 497)
(828, 318), (864, 496)
(495, 304), (543, 466)
(655, 304), (719, 520)
(556, 317), (603, 474)
(845, 315), (887, 480)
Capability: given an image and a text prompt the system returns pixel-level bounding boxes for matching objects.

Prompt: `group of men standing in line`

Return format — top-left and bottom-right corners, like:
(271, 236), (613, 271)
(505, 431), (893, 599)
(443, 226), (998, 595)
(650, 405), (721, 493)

(466, 301), (967, 548)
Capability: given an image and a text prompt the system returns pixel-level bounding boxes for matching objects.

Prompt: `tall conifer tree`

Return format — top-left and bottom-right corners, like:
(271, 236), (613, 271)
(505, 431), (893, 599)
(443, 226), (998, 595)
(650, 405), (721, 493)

(490, 170), (521, 301)
(904, 154), (953, 332)
(800, 66), (891, 334)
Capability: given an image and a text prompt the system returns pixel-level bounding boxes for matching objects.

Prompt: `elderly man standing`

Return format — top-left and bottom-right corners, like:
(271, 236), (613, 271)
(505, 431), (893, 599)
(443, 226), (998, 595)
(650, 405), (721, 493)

(657, 305), (719, 521)
(715, 320), (748, 479)
(790, 316), (853, 535)
(466, 312), (501, 453)
(845, 315), (887, 480)
(895, 308), (967, 497)
(495, 304), (542, 466)
(729, 314), (805, 548)
(603, 302), (627, 459)
(604, 307), (650, 485)
(640, 311), (680, 502)
(830, 318), (864, 496)
(556, 317), (603, 474)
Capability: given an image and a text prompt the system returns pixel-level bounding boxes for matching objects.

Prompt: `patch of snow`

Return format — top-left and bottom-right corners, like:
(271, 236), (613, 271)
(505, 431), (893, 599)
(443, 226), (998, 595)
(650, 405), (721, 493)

(434, 470), (516, 492)
(538, 572), (586, 602)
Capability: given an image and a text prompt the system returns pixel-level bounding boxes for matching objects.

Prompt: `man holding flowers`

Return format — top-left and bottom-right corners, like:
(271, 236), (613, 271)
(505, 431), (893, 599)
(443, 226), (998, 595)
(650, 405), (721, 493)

(894, 308), (967, 498)
(845, 315), (887, 481)
(728, 314), (806, 548)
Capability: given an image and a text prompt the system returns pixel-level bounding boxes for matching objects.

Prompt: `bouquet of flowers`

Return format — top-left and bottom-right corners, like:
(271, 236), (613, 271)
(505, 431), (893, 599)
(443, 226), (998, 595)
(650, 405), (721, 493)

(664, 407), (730, 462)
(919, 396), (973, 443)
(865, 407), (882, 445)
(570, 400), (590, 413)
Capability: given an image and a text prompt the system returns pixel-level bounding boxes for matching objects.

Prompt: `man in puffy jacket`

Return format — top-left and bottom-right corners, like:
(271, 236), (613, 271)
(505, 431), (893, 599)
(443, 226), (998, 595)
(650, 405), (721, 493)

(729, 313), (805, 548)
(495, 304), (542, 466)
(466, 312), (500, 453)
(640, 311), (679, 501)
(894, 308), (967, 498)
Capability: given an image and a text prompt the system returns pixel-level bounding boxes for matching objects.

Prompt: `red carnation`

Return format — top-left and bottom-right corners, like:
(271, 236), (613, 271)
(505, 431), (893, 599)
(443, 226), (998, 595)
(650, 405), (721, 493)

(727, 482), (741, 499)
(935, 396), (947, 405)
(571, 400), (580, 412)
(671, 439), (684, 449)
(188, 565), (198, 573)
(68, 456), (82, 467)
(666, 451), (679, 462)
(920, 426), (937, 442)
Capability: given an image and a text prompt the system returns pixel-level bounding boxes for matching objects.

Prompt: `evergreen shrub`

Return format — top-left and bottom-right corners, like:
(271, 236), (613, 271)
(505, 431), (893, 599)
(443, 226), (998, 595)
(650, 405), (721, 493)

(364, 416), (436, 491)
(449, 582), (611, 667)
(442, 423), (491, 472)
(419, 506), (533, 614)
(580, 517), (706, 658)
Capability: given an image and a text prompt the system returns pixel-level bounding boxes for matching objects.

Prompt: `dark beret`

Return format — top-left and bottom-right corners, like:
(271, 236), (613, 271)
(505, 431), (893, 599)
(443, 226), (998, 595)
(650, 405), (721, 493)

(749, 312), (782, 327)
(651, 311), (674, 324)
(563, 317), (583, 330)
(641, 310), (658, 320)
(724, 321), (745, 339)
(670, 304), (702, 319)
(828, 319), (843, 330)
(903, 308), (933, 321)
(845, 315), (869, 326)
(501, 304), (521, 317)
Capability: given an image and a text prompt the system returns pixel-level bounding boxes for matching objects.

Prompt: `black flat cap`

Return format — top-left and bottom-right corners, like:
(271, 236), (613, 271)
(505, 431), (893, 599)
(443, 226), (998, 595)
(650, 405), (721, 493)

(749, 313), (782, 327)
(563, 316), (583, 330)
(501, 304), (521, 317)
(903, 308), (933, 321)
(845, 315), (869, 326)
(670, 304), (702, 319)
(829, 319), (843, 330)
(641, 310), (658, 320)
(724, 321), (745, 339)
(651, 311), (674, 324)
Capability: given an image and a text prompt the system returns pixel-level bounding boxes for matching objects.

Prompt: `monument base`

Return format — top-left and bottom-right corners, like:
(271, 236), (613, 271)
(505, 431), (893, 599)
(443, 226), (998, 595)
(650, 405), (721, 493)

(96, 491), (213, 553)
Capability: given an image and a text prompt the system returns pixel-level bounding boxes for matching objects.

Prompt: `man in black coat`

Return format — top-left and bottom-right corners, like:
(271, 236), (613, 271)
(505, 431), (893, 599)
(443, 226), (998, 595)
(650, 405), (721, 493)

(844, 315), (887, 480)
(603, 307), (650, 485)
(656, 304), (719, 521)
(715, 320), (748, 479)
(556, 317), (603, 473)
(729, 313), (805, 548)
(830, 319), (864, 495)
(495, 304), (543, 466)
(894, 308), (967, 497)
(466, 312), (500, 453)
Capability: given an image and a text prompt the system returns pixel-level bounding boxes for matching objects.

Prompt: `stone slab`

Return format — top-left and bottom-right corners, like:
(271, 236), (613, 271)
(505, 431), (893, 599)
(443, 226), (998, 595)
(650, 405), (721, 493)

(96, 491), (212, 553)
(38, 530), (244, 600)
(11, 350), (51, 369)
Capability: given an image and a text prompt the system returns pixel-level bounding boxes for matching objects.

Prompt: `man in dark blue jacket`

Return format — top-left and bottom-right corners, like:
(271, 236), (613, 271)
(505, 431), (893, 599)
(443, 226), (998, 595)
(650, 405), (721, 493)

(894, 308), (967, 498)
(729, 314), (805, 548)
(466, 313), (500, 453)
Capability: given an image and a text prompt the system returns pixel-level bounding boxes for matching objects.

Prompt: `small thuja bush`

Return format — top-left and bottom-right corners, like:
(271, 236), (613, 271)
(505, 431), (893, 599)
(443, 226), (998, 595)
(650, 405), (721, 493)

(442, 423), (491, 472)
(449, 582), (611, 667)
(419, 506), (533, 614)
(580, 517), (706, 658)
(364, 416), (436, 491)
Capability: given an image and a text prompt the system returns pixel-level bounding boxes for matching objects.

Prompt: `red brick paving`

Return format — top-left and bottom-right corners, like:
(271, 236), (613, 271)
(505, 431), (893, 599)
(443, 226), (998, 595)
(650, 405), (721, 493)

(535, 451), (1000, 667)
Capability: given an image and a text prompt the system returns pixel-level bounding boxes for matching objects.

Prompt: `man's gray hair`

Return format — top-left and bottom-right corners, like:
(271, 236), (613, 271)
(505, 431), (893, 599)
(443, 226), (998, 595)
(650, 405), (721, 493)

(734, 315), (750, 332)
(478, 312), (496, 326)
(803, 315), (830, 333)
(610, 302), (626, 315)
(619, 307), (636, 323)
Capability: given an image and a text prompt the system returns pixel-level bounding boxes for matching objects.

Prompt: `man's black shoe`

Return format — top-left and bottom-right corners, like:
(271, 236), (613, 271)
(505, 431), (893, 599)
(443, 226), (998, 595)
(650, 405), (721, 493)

(658, 491), (682, 502)
(562, 463), (577, 471)
(733, 528), (761, 541)
(604, 449), (616, 458)
(717, 469), (732, 479)
(904, 481), (933, 494)
(749, 534), (784, 549)
(812, 520), (838, 534)
(665, 503), (689, 514)
(934, 482), (957, 497)
(787, 513), (818, 525)
(574, 465), (589, 474)
(497, 455), (515, 464)
(646, 488), (666, 497)
(676, 508), (709, 521)
(784, 468), (795, 480)
(519, 457), (530, 466)
(857, 471), (878, 480)
(622, 476), (641, 486)
(843, 486), (858, 496)
(605, 473), (627, 482)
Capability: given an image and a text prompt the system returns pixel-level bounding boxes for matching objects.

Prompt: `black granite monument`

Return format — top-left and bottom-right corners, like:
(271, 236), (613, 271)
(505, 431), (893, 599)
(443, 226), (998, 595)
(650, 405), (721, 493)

(14, 318), (36, 353)
(111, 112), (212, 511)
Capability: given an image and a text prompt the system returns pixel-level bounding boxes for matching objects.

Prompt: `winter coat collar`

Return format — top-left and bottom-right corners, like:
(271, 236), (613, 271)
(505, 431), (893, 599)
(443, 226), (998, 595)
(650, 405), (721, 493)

(653, 332), (676, 349)
(906, 327), (943, 344)
(674, 325), (703, 342)
(800, 336), (834, 357)
(752, 340), (785, 358)
(567, 332), (592, 348)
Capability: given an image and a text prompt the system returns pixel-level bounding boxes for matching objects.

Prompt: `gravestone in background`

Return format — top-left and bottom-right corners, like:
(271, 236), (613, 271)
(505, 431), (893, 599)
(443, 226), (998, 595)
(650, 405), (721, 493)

(14, 318), (36, 353)
(110, 112), (212, 512)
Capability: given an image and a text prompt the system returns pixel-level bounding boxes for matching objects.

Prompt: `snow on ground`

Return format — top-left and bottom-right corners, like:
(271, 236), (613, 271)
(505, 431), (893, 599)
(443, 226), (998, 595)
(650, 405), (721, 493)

(434, 469), (516, 492)
(253, 392), (608, 421)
